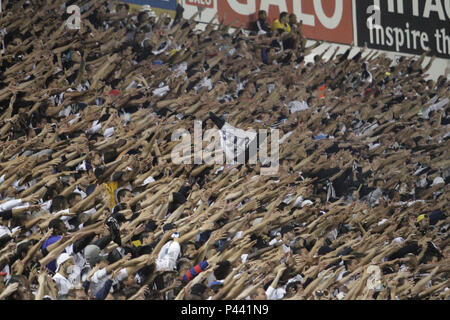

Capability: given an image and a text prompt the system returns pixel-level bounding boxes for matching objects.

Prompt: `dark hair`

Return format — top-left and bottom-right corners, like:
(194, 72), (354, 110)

(137, 264), (155, 283)
(117, 189), (131, 202)
(67, 192), (81, 204)
(190, 283), (207, 296)
(11, 212), (28, 228)
(145, 219), (157, 232)
(88, 133), (103, 142)
(111, 212), (127, 224)
(112, 171), (124, 182)
(113, 202), (128, 214)
(107, 249), (122, 264)
(50, 195), (66, 213)
(176, 258), (191, 271)
(213, 260), (232, 280)
(117, 3), (129, 11)
(280, 12), (288, 19)
(286, 281), (299, 293)
(280, 225), (294, 236)
(94, 166), (105, 179)
(163, 223), (175, 233)
(17, 241), (31, 258)
(49, 218), (66, 234)
(138, 11), (148, 22)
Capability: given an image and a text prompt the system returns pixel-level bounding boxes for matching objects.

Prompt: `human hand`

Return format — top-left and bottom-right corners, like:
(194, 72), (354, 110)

(24, 194), (40, 204)
(122, 253), (132, 263)
(11, 227), (22, 238)
(216, 199), (226, 209)
(134, 285), (149, 300)
(276, 263), (287, 274)
(88, 264), (102, 281)
(28, 204), (42, 212)
(70, 231), (87, 242)
(1, 283), (19, 298)
(201, 190), (211, 203)
(38, 270), (48, 285)
(134, 224), (146, 235)
(11, 259), (25, 275)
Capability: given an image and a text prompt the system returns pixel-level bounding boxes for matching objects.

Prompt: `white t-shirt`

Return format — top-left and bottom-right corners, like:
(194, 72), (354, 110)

(266, 285), (286, 300)
(0, 199), (23, 211)
(90, 268), (109, 295)
(90, 267), (129, 296)
(155, 240), (181, 272)
(53, 273), (73, 297)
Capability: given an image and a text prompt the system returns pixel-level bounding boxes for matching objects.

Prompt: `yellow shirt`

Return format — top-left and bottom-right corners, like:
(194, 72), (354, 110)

(271, 19), (291, 33)
(104, 181), (118, 209)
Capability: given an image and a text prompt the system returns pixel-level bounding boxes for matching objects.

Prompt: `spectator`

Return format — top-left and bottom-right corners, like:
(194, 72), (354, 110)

(253, 10), (271, 36)
(272, 12), (291, 33)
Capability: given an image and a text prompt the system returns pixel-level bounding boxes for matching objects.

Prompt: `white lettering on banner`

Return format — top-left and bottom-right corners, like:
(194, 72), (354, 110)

(387, 0), (404, 14)
(386, 26), (394, 46)
(223, 0), (346, 30)
(423, 0), (446, 20)
(421, 32), (429, 50)
(292, 0), (315, 26)
(434, 28), (450, 54)
(412, 0), (420, 16)
(313, 0), (343, 29)
(187, 0), (212, 6)
(374, 0), (449, 19)
(366, 5), (381, 30)
(369, 23), (430, 52)
(394, 27), (404, 51)
(260, 0), (288, 13)
(226, 0), (256, 15)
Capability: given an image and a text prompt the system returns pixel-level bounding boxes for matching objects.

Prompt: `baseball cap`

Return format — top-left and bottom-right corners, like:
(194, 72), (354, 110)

(56, 253), (72, 272)
(84, 245), (106, 266)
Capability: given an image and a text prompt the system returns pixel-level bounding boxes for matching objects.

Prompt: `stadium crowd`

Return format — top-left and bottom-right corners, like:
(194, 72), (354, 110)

(0, 0), (449, 300)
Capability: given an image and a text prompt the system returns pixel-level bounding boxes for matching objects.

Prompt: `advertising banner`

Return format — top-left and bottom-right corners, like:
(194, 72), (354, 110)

(185, 0), (214, 9)
(122, 0), (177, 17)
(216, 0), (354, 44)
(355, 0), (450, 59)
